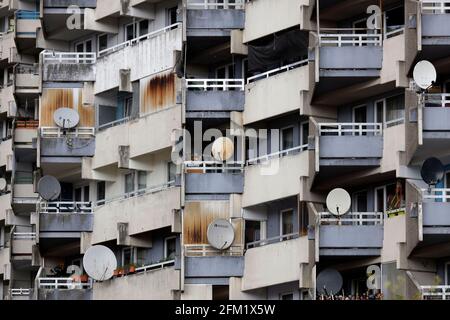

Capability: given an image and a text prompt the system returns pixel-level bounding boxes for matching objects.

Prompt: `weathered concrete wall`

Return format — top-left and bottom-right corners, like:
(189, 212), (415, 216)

(40, 137), (95, 157)
(185, 256), (244, 278)
(186, 10), (244, 30)
(40, 213), (94, 232)
(43, 64), (96, 82)
(185, 173), (244, 194)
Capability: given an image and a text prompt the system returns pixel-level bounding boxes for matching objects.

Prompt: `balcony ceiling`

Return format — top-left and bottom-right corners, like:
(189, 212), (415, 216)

(319, 0), (400, 22)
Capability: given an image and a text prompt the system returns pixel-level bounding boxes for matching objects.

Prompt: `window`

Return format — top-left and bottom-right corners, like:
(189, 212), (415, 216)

(375, 181), (405, 213)
(280, 293), (294, 300)
(280, 209), (294, 236)
(122, 247), (136, 266)
(125, 172), (135, 194)
(125, 170), (147, 195)
(164, 236), (177, 260)
(245, 220), (261, 245)
(167, 7), (178, 26)
(353, 191), (368, 212)
(75, 39), (93, 53)
(375, 186), (386, 213)
(97, 181), (105, 204)
(300, 121), (309, 147)
(281, 127), (294, 151)
(124, 96), (133, 118)
(384, 6), (405, 38)
(74, 185), (89, 202)
(215, 64), (235, 91)
(125, 23), (136, 41)
(125, 19), (149, 41)
(375, 94), (405, 128)
(137, 171), (147, 191)
(168, 162), (177, 183)
(98, 34), (108, 52)
(74, 187), (82, 202)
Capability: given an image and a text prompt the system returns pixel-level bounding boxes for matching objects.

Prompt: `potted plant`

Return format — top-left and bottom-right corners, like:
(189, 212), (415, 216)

(128, 263), (136, 274)
(80, 274), (89, 283)
(117, 267), (125, 276)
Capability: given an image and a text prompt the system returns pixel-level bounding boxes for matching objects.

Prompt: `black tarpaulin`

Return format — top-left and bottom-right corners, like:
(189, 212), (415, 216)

(248, 29), (309, 74)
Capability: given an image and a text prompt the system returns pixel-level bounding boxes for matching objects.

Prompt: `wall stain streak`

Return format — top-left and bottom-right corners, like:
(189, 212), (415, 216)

(140, 71), (176, 114)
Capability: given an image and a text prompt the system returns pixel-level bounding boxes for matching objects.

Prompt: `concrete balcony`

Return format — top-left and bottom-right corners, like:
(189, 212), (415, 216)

(243, 148), (309, 208)
(0, 85), (15, 116)
(15, 64), (40, 93)
(92, 105), (181, 169)
(317, 123), (383, 168)
(244, 0), (312, 42)
(185, 79), (244, 113)
(317, 212), (384, 256)
(93, 263), (180, 300)
(185, 256), (244, 278)
(41, 52), (96, 82)
(39, 202), (94, 237)
(244, 61), (309, 125)
(95, 23), (182, 94)
(242, 236), (311, 291)
(422, 95), (450, 136)
(38, 277), (93, 300)
(419, 189), (450, 237)
(11, 233), (35, 256)
(421, 2), (450, 46)
(14, 127), (38, 145)
(40, 127), (95, 158)
(43, 0), (97, 8)
(0, 247), (11, 275)
(10, 289), (33, 300)
(13, 184), (38, 200)
(0, 139), (13, 170)
(91, 185), (181, 244)
(0, 192), (11, 221)
(184, 162), (244, 194)
(0, 32), (17, 62)
(186, 0), (245, 34)
(15, 10), (40, 38)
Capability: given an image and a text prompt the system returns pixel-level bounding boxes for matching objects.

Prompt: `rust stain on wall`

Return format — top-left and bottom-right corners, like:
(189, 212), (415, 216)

(41, 88), (95, 127)
(140, 71), (176, 114)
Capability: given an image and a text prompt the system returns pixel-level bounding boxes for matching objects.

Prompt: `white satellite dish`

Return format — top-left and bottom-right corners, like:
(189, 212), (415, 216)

(207, 219), (235, 250)
(413, 60), (437, 90)
(211, 137), (234, 161)
(37, 175), (61, 201)
(326, 188), (351, 216)
(83, 245), (117, 281)
(53, 107), (80, 129)
(0, 178), (7, 192)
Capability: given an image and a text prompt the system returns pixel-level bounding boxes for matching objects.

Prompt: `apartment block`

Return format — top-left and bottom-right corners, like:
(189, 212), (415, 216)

(0, 0), (449, 301)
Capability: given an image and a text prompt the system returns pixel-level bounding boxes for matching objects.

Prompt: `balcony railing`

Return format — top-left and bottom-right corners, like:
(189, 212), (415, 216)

(39, 201), (93, 214)
(98, 23), (181, 58)
(246, 232), (299, 249)
(42, 51), (97, 64)
(184, 161), (244, 173)
(319, 28), (382, 47)
(40, 127), (95, 138)
(246, 144), (308, 166)
(424, 93), (450, 107)
(318, 212), (384, 225)
(12, 232), (36, 240)
(38, 278), (93, 290)
(247, 59), (308, 84)
(96, 181), (175, 206)
(186, 0), (244, 9)
(16, 10), (39, 19)
(185, 244), (244, 257)
(10, 288), (32, 296)
(186, 79), (244, 91)
(318, 123), (383, 136)
(421, 285), (450, 300)
(421, 0), (450, 14)
(422, 188), (450, 201)
(97, 117), (130, 131)
(385, 27), (405, 39)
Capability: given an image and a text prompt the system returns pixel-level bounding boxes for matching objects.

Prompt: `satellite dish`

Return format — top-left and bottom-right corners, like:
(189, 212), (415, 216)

(83, 245), (117, 281)
(37, 175), (61, 201)
(413, 60), (437, 90)
(53, 107), (80, 129)
(326, 188), (351, 216)
(316, 268), (343, 295)
(0, 178), (7, 191)
(211, 137), (234, 161)
(421, 157), (444, 186)
(207, 219), (235, 250)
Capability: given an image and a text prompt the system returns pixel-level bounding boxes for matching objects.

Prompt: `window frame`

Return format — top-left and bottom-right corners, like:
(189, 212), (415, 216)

(164, 236), (177, 260)
(280, 208), (295, 237)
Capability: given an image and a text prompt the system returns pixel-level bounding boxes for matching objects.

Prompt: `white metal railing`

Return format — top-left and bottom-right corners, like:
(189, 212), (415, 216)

(246, 145), (308, 166)
(96, 181), (175, 207)
(385, 27), (405, 39)
(184, 244), (244, 257)
(318, 123), (383, 136)
(421, 286), (450, 300)
(318, 212), (384, 225)
(97, 117), (130, 131)
(247, 59), (308, 84)
(422, 188), (450, 201)
(40, 127), (95, 138)
(42, 51), (96, 64)
(98, 23), (181, 57)
(246, 233), (299, 249)
(187, 0), (244, 9)
(184, 161), (244, 173)
(135, 260), (175, 274)
(38, 278), (93, 290)
(39, 201), (93, 214)
(421, 0), (450, 14)
(424, 93), (450, 107)
(12, 232), (36, 240)
(10, 288), (31, 296)
(319, 28), (382, 47)
(186, 79), (244, 91)
(385, 117), (405, 128)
